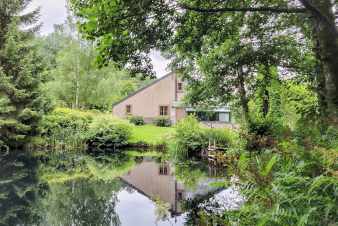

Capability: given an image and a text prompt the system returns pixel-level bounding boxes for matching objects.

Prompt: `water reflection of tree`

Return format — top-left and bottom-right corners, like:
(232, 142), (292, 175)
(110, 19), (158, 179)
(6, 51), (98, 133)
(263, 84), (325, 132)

(153, 197), (171, 223)
(37, 151), (129, 226)
(39, 178), (122, 226)
(174, 161), (208, 190)
(182, 193), (225, 226)
(0, 151), (43, 226)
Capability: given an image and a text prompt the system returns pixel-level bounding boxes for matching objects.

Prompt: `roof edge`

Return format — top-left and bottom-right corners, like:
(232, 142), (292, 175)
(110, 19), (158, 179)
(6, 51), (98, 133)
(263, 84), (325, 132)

(112, 72), (174, 108)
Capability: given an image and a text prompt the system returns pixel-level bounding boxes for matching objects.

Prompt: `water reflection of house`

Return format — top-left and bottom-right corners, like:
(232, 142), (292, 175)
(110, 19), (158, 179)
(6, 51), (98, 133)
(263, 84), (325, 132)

(120, 158), (221, 215)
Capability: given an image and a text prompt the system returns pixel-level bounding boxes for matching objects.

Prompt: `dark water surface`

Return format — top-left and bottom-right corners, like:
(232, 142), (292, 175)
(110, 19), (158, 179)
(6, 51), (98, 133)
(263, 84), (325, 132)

(0, 150), (228, 226)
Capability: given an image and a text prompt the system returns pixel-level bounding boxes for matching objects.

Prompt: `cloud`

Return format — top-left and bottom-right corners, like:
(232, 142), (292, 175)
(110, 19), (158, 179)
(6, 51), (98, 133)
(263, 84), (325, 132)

(28, 0), (170, 76)
(150, 51), (171, 77)
(28, 0), (68, 35)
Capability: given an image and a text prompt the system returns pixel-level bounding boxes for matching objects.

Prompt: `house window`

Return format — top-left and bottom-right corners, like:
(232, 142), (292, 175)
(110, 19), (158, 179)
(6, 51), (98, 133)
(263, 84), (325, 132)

(219, 112), (230, 123)
(159, 165), (168, 175)
(126, 105), (132, 114)
(177, 191), (183, 201)
(187, 111), (219, 121)
(177, 82), (183, 92)
(159, 106), (169, 116)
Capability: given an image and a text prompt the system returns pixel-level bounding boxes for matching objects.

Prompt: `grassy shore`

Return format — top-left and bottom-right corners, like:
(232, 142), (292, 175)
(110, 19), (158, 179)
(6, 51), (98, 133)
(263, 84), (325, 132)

(128, 124), (175, 146)
(37, 107), (176, 149)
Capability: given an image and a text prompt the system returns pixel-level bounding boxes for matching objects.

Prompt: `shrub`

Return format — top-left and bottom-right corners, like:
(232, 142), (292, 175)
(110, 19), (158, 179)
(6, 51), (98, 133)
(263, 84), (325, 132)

(173, 116), (206, 157)
(244, 116), (285, 150)
(154, 116), (171, 127)
(321, 126), (338, 149)
(40, 108), (93, 131)
(85, 115), (131, 151)
(128, 116), (145, 126)
(205, 128), (238, 148)
(172, 115), (238, 158)
(39, 108), (93, 150)
(294, 123), (338, 149)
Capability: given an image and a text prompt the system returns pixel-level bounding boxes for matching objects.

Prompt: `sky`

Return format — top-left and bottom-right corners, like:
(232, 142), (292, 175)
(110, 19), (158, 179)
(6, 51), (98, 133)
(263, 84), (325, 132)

(28, 0), (170, 77)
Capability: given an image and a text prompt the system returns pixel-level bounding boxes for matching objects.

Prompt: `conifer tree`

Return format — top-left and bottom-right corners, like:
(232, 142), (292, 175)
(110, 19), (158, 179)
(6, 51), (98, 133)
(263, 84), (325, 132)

(0, 0), (49, 150)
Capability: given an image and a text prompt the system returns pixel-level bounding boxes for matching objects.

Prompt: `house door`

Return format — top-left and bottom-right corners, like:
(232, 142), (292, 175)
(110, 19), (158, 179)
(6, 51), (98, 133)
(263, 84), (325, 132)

(175, 108), (186, 123)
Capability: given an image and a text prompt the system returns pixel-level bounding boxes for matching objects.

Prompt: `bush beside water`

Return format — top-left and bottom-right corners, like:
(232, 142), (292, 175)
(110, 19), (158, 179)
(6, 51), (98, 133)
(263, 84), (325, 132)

(172, 115), (237, 158)
(39, 108), (131, 151)
(86, 115), (131, 151)
(39, 108), (93, 150)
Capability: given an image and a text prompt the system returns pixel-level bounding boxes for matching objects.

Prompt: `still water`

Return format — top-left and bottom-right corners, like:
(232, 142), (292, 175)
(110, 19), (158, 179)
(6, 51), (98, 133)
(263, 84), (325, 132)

(0, 150), (231, 226)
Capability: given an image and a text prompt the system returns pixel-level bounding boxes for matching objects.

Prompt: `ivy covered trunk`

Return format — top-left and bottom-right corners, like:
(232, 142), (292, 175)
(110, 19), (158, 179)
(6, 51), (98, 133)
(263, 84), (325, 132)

(238, 67), (250, 124)
(303, 0), (338, 122)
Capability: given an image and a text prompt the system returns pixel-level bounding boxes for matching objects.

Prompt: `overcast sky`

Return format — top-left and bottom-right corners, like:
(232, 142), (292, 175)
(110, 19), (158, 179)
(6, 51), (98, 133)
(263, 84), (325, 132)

(28, 0), (170, 77)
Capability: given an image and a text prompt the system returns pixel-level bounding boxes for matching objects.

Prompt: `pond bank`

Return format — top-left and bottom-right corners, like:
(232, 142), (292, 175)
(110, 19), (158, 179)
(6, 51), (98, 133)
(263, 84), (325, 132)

(0, 148), (234, 226)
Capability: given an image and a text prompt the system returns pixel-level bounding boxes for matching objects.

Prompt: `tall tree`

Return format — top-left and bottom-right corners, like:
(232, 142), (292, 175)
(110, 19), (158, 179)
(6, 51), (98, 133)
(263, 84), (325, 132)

(0, 0), (49, 150)
(70, 0), (337, 122)
(37, 20), (149, 111)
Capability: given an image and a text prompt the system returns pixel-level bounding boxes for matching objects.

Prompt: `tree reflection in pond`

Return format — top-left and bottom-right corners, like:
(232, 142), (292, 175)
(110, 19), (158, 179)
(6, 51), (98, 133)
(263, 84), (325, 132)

(38, 178), (122, 226)
(0, 150), (230, 226)
(0, 150), (43, 226)
(174, 161), (208, 190)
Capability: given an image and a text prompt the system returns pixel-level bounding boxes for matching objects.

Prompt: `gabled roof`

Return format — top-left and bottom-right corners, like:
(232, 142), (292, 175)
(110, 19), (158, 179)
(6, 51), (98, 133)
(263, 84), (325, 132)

(112, 72), (174, 107)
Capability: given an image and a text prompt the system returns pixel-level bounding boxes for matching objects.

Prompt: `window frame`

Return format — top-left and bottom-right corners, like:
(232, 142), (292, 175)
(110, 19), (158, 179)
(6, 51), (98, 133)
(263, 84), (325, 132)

(126, 104), (132, 115)
(159, 105), (169, 116)
(177, 82), (183, 92)
(159, 165), (169, 175)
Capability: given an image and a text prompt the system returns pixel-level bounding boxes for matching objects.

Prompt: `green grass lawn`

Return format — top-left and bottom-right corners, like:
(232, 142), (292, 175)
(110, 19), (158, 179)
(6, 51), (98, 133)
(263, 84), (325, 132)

(128, 125), (175, 145)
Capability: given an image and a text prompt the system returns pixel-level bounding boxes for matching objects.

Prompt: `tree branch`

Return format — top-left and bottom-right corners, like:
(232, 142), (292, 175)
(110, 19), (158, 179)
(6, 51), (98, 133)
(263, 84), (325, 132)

(179, 4), (307, 14)
(298, 0), (338, 35)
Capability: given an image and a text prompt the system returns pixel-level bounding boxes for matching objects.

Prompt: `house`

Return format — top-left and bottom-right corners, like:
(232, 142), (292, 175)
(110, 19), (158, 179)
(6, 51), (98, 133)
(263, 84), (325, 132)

(120, 158), (222, 215)
(112, 72), (232, 125)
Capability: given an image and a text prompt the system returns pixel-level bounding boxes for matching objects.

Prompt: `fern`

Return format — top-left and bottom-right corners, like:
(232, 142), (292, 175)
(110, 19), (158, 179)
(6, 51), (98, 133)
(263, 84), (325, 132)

(261, 155), (278, 177)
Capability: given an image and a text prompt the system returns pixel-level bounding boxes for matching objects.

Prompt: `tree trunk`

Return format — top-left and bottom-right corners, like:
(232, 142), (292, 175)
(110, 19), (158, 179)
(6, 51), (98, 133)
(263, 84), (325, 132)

(261, 65), (271, 118)
(312, 31), (328, 119)
(302, 0), (338, 123)
(75, 79), (80, 109)
(238, 67), (250, 124)
(262, 89), (269, 118)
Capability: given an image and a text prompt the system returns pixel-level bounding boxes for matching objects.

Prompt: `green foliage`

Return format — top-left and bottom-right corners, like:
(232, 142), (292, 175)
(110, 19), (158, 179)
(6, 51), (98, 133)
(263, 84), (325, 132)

(294, 123), (338, 150)
(154, 197), (171, 223)
(128, 116), (145, 126)
(172, 115), (237, 158)
(321, 126), (338, 149)
(85, 115), (131, 150)
(0, 7), (51, 149)
(39, 108), (178, 150)
(37, 150), (135, 183)
(36, 151), (125, 226)
(282, 82), (319, 125)
(39, 108), (133, 151)
(206, 128), (238, 149)
(198, 139), (338, 226)
(39, 178), (121, 226)
(154, 116), (171, 127)
(173, 116), (206, 157)
(174, 161), (207, 189)
(39, 108), (93, 150)
(70, 0), (173, 77)
(37, 20), (150, 111)
(0, 151), (42, 226)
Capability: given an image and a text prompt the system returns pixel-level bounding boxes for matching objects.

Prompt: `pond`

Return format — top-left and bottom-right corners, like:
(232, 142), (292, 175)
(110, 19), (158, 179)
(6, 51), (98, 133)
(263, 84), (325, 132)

(0, 149), (243, 226)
